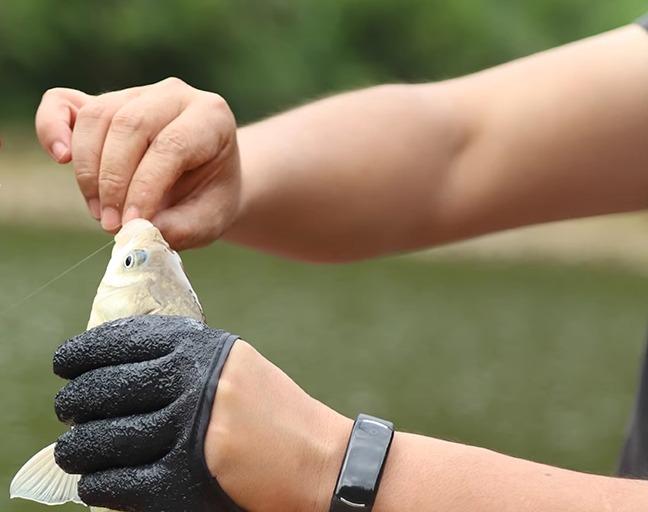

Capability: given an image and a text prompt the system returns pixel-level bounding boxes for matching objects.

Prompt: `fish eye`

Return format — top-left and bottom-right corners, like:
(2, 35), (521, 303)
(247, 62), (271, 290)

(123, 250), (148, 270)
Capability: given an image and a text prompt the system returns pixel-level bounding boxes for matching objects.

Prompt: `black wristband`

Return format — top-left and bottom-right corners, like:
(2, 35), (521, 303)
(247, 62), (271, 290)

(329, 414), (394, 512)
(637, 14), (648, 31)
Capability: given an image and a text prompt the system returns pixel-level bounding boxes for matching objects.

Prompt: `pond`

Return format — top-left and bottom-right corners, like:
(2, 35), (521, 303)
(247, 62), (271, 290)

(1, 224), (646, 511)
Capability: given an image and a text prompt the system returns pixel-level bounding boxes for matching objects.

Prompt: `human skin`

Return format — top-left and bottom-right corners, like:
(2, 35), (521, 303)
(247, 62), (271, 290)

(218, 342), (648, 512)
(36, 25), (648, 260)
(35, 23), (648, 511)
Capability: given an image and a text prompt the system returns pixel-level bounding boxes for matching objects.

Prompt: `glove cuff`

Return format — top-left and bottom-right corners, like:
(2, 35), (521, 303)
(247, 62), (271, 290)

(192, 331), (244, 512)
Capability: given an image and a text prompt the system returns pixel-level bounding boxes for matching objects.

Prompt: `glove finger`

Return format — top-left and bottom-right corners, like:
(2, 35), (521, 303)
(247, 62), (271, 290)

(55, 353), (182, 424)
(53, 315), (205, 379)
(55, 407), (177, 474)
(78, 464), (173, 511)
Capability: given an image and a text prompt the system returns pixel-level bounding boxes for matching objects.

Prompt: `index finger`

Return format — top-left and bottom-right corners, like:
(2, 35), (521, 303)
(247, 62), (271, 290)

(53, 316), (184, 380)
(123, 96), (234, 222)
(35, 88), (91, 163)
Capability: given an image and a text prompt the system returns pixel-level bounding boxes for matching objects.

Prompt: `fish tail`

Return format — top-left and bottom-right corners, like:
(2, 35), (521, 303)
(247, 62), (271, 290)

(10, 442), (84, 505)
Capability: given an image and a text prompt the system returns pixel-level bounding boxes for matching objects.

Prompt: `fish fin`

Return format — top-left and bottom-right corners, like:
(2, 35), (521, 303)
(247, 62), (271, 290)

(10, 443), (84, 506)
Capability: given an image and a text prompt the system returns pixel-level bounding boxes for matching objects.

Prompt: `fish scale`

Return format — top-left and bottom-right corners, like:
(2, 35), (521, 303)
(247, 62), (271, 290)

(10, 219), (205, 511)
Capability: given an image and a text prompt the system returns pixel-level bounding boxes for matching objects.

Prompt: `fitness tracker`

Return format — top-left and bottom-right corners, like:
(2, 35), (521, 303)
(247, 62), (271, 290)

(329, 414), (394, 512)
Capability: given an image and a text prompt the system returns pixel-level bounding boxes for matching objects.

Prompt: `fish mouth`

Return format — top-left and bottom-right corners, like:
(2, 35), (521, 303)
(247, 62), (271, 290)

(115, 219), (168, 250)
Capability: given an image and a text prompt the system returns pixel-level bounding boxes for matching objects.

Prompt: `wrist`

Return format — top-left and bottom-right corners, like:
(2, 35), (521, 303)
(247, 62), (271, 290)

(307, 410), (353, 512)
(220, 125), (261, 244)
(203, 340), (353, 512)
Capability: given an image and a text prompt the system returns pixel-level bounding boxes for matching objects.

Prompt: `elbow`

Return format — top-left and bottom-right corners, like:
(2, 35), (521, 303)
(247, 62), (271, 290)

(409, 80), (483, 247)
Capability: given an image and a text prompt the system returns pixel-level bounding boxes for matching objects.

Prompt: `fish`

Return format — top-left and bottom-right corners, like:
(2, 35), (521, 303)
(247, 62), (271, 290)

(10, 218), (205, 511)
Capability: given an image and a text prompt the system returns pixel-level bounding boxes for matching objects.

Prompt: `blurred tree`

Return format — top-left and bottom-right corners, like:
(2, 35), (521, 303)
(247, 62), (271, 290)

(0, 0), (646, 124)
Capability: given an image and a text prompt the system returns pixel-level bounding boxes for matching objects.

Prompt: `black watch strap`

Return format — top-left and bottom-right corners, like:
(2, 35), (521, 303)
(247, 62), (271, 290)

(329, 414), (394, 512)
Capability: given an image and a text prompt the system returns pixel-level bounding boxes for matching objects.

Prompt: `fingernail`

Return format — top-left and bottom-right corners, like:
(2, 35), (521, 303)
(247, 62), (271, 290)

(51, 141), (68, 162)
(122, 206), (141, 224)
(88, 199), (101, 220)
(101, 206), (121, 231)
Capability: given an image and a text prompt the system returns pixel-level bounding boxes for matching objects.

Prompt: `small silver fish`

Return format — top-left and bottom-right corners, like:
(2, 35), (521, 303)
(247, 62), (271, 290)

(10, 218), (205, 511)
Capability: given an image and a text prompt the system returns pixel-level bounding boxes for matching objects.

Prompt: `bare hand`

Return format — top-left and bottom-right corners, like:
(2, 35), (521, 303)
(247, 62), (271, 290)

(35, 78), (241, 249)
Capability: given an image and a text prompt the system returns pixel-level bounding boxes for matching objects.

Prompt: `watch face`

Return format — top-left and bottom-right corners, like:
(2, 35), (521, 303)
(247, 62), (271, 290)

(335, 416), (394, 508)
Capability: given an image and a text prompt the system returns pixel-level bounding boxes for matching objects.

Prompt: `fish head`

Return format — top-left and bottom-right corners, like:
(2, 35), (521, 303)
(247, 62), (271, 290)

(88, 218), (204, 329)
(107, 218), (175, 286)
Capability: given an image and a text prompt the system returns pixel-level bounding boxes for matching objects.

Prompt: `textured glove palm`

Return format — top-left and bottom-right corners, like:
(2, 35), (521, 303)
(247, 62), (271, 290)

(53, 315), (242, 512)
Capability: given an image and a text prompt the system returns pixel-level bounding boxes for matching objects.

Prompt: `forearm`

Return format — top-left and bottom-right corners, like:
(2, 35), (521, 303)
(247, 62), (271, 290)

(226, 83), (467, 262)
(197, 341), (648, 511)
(225, 25), (648, 262)
(334, 431), (648, 512)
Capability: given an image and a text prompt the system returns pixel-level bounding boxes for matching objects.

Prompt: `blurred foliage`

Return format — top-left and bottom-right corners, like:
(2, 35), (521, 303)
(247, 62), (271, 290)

(1, 0), (647, 123)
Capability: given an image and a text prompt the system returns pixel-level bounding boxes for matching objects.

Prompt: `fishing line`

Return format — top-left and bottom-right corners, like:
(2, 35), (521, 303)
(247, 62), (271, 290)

(0, 238), (114, 317)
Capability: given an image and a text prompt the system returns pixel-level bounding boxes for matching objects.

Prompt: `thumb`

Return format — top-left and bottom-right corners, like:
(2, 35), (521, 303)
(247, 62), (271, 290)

(152, 198), (219, 251)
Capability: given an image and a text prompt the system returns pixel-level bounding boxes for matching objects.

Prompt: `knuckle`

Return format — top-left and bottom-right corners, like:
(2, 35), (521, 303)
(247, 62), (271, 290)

(41, 88), (56, 100)
(99, 168), (126, 200)
(162, 76), (186, 89)
(205, 92), (228, 111)
(204, 94), (236, 126)
(41, 87), (67, 101)
(152, 129), (190, 157)
(73, 154), (99, 172)
(77, 99), (109, 122)
(110, 110), (144, 134)
(73, 151), (101, 176)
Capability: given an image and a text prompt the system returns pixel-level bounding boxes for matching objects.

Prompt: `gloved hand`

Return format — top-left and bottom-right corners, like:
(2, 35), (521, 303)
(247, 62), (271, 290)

(53, 315), (242, 512)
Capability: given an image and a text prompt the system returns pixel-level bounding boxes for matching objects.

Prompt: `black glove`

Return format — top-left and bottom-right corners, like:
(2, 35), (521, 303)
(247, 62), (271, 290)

(53, 315), (243, 512)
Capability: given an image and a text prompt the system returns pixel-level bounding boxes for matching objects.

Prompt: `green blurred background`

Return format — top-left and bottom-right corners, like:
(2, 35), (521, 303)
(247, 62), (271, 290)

(2, 0), (648, 123)
(3, 1), (648, 510)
